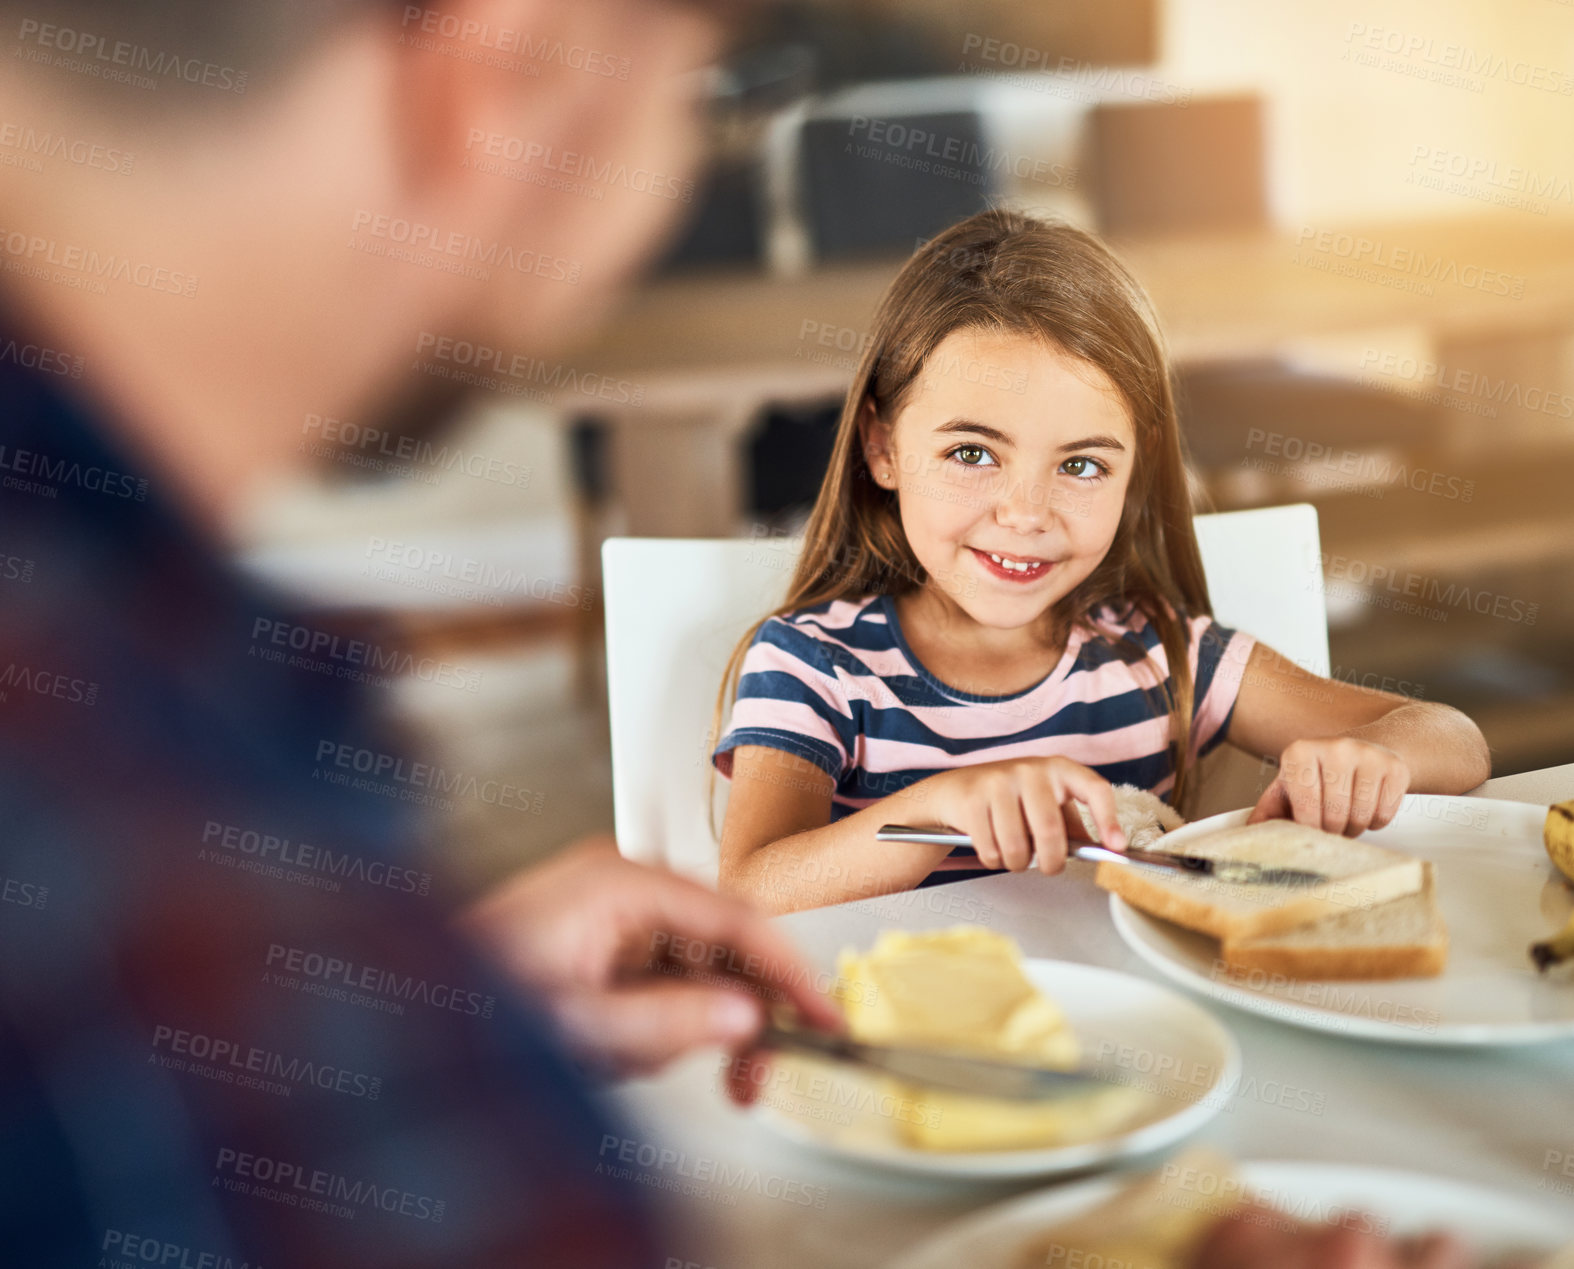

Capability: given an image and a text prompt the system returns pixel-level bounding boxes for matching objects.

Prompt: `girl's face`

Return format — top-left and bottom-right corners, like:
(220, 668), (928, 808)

(864, 327), (1136, 637)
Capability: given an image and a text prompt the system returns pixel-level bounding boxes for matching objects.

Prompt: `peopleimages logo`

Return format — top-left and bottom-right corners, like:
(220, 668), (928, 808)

(264, 943), (496, 1018)
(1319, 553), (1539, 626)
(361, 536), (595, 612)
(399, 6), (631, 79)
(596, 1135), (830, 1209)
(846, 116), (1078, 191)
(1293, 226), (1525, 298)
(348, 209), (581, 284)
(0, 660), (99, 706)
(1343, 23), (1574, 96)
(13, 18), (249, 93)
(0, 335), (84, 377)
(101, 1229), (260, 1269)
(214, 1147), (445, 1223)
(200, 819), (434, 896)
(463, 129), (695, 202)
(0, 440), (147, 501)
(251, 615), (484, 693)
(313, 737), (547, 814)
(1, 872), (47, 910)
(151, 1023), (383, 1100)
(1243, 426), (1475, 502)
(0, 120), (134, 174)
(0, 227), (199, 296)
(414, 331), (645, 405)
(1357, 347), (1574, 419)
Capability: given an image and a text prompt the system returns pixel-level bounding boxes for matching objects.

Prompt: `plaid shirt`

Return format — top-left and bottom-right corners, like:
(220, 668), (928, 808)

(0, 319), (660, 1268)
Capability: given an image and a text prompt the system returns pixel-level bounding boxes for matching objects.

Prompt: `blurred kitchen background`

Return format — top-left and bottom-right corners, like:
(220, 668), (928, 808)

(239, 0), (1574, 894)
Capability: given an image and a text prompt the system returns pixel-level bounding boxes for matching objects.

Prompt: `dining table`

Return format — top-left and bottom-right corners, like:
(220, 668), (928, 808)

(609, 762), (1574, 1269)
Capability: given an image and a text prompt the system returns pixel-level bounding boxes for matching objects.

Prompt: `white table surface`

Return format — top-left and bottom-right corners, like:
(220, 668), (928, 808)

(612, 764), (1574, 1268)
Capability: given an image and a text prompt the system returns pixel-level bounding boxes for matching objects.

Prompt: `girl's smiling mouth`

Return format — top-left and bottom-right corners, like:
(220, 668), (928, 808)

(969, 546), (1056, 582)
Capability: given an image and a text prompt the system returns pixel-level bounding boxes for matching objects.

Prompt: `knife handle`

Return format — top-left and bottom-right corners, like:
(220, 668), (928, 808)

(876, 824), (1199, 875)
(757, 1019), (858, 1062)
(875, 824), (969, 847)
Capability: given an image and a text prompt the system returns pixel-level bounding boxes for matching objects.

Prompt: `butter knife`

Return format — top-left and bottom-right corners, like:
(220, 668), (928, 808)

(757, 1018), (1115, 1101)
(876, 823), (1327, 886)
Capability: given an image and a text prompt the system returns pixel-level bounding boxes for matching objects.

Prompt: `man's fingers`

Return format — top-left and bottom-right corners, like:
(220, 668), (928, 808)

(633, 870), (842, 1032)
(1191, 1215), (1389, 1269)
(722, 1048), (772, 1107)
(554, 981), (765, 1078)
(1190, 1212), (1298, 1269)
(1396, 1232), (1476, 1269)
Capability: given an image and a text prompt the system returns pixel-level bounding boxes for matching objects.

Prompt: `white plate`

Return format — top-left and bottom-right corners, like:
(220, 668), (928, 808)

(751, 959), (1239, 1179)
(1110, 795), (1574, 1046)
(887, 1160), (1574, 1268)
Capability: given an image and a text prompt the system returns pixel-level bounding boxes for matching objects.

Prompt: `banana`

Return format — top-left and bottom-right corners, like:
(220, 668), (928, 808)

(1532, 909), (1574, 972)
(1532, 803), (1574, 970)
(1546, 800), (1574, 885)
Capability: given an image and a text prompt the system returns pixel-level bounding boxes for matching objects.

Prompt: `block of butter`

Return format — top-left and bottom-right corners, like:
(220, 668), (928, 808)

(835, 927), (1147, 1152)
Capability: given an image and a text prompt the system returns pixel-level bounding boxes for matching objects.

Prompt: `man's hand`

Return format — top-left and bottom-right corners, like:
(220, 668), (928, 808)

(1192, 1211), (1477, 1269)
(460, 837), (844, 1098)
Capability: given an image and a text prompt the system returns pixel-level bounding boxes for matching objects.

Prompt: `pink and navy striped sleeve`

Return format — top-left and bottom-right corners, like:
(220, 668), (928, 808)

(712, 613), (857, 782)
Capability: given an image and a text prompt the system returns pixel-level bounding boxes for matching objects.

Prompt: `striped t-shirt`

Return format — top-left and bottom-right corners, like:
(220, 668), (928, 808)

(712, 593), (1255, 885)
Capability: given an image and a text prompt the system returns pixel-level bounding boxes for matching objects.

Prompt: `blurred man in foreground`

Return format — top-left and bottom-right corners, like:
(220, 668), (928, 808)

(0, 0), (1481, 1265)
(0, 3), (839, 1264)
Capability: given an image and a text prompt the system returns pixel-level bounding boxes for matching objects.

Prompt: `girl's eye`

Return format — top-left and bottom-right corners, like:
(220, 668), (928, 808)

(1061, 455), (1109, 480)
(947, 444), (997, 468)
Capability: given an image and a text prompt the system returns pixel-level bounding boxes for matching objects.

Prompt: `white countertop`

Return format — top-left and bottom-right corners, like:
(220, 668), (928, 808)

(612, 765), (1574, 1268)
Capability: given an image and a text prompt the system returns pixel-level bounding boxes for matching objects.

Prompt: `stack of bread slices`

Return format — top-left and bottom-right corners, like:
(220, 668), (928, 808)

(1095, 819), (1447, 979)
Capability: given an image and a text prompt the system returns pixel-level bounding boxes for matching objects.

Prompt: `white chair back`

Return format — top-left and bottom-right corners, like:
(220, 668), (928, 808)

(603, 504), (1328, 879)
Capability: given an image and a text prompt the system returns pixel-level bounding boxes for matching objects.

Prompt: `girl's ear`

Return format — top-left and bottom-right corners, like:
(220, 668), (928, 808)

(858, 398), (897, 490)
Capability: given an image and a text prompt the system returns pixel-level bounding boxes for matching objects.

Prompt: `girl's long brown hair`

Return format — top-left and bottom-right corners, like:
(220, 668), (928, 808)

(710, 208), (1213, 824)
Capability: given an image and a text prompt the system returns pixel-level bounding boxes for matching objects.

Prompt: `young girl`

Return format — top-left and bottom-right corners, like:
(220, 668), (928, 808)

(710, 209), (1490, 913)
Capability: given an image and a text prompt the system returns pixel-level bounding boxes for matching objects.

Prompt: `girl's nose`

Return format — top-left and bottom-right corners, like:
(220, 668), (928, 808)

(994, 481), (1054, 533)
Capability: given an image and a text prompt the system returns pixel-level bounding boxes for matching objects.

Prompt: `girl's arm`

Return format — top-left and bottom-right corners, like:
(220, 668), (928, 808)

(718, 745), (951, 913)
(1224, 641), (1492, 833)
(718, 744), (1128, 913)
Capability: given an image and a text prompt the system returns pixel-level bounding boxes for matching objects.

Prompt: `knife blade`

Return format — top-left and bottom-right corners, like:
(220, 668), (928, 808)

(757, 1019), (1117, 1101)
(876, 824), (1327, 886)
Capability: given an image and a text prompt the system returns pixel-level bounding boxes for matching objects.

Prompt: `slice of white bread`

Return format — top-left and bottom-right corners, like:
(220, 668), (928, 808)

(1012, 1147), (1244, 1269)
(1221, 862), (1447, 980)
(1095, 819), (1424, 942)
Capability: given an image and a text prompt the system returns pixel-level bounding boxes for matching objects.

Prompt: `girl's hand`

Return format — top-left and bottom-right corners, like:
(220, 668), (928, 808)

(923, 757), (1128, 874)
(1247, 737), (1410, 837)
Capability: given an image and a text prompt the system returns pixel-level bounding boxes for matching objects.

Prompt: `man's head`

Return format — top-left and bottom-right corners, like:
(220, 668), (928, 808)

(0, 0), (728, 525)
